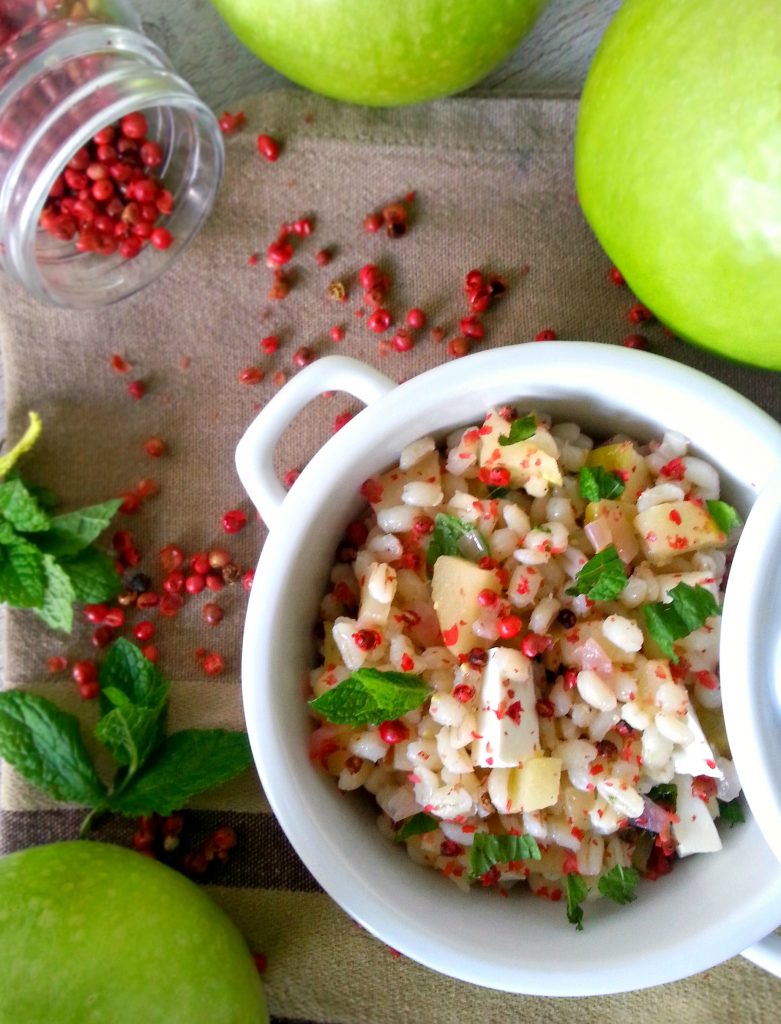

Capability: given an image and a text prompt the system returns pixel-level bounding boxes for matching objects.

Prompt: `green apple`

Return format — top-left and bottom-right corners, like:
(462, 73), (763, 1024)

(0, 841), (268, 1024)
(209, 0), (548, 106)
(575, 0), (781, 370)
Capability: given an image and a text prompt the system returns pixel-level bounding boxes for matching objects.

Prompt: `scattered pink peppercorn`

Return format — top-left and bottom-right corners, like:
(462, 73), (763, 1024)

(127, 379), (145, 400)
(203, 603), (224, 626)
(266, 239), (294, 267)
(111, 353), (131, 373)
(103, 608), (125, 629)
(609, 266), (625, 286)
(460, 315), (484, 340)
(208, 547), (231, 570)
(218, 110), (245, 135)
(47, 655), (68, 674)
(253, 953), (268, 975)
(239, 366), (265, 385)
(79, 679), (101, 700)
(447, 336), (470, 358)
(292, 217), (314, 237)
(315, 248), (331, 266)
(142, 644), (160, 663)
(329, 325), (345, 343)
(205, 573), (225, 592)
(359, 264), (385, 292)
(256, 133), (281, 162)
(134, 620), (155, 642)
(293, 346), (315, 368)
(628, 303), (653, 324)
(159, 543), (185, 572)
(392, 328), (413, 352)
(119, 492), (141, 514)
(222, 509), (248, 534)
(91, 624), (114, 649)
(363, 212), (382, 233)
(242, 569), (255, 592)
(367, 308), (392, 333)
(333, 411), (353, 432)
(136, 478), (159, 499)
(534, 329), (557, 341)
(202, 652), (225, 676)
(405, 307), (426, 329)
(84, 603), (108, 624)
(185, 574), (206, 595)
(260, 334), (280, 354)
(283, 468), (300, 489)
(163, 570), (185, 595)
(623, 333), (649, 350)
(159, 593), (184, 617)
(143, 436), (166, 457)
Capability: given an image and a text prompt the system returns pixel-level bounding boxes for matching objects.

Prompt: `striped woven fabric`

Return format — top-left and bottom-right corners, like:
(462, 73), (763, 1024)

(1, 92), (779, 1023)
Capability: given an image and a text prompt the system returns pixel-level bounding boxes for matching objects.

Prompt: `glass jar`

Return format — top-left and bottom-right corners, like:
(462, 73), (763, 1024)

(0, 1), (224, 307)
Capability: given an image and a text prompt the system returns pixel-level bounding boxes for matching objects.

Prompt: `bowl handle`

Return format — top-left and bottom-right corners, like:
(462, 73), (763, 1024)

(742, 932), (781, 977)
(235, 355), (395, 529)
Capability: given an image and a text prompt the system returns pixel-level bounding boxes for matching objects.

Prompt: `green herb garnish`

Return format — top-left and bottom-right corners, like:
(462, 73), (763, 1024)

(566, 544), (627, 602)
(647, 783), (677, 807)
(642, 582), (721, 662)
(0, 638), (253, 835)
(706, 500), (742, 535)
(718, 798), (745, 827)
(0, 413), (121, 632)
(394, 812), (439, 842)
(598, 864), (640, 905)
(309, 668), (431, 727)
(566, 873), (588, 931)
(468, 833), (541, 879)
(426, 512), (488, 566)
(579, 465), (626, 502)
(498, 414), (537, 447)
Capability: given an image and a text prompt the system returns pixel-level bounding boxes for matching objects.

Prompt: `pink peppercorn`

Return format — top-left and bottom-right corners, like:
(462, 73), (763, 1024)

(406, 308), (426, 329)
(460, 315), (484, 340)
(623, 334), (649, 350)
(222, 509), (248, 534)
(534, 329), (557, 341)
(379, 720), (409, 745)
(392, 328), (413, 352)
(242, 569), (255, 592)
(127, 379), (145, 400)
(260, 335), (280, 354)
(256, 134), (281, 162)
(330, 325), (345, 342)
(293, 346), (315, 368)
(628, 303), (652, 324)
(367, 309), (392, 333)
(447, 337), (470, 358)
(202, 652), (225, 676)
(609, 266), (625, 286)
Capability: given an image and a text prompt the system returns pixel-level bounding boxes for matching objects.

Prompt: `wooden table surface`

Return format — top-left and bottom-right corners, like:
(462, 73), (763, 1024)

(134, 0), (620, 108)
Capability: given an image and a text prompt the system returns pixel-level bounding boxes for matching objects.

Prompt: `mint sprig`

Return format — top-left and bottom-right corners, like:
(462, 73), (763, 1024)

(566, 873), (588, 931)
(579, 465), (626, 502)
(309, 668), (431, 727)
(498, 414), (537, 447)
(426, 512), (488, 566)
(566, 544), (627, 602)
(0, 639), (253, 836)
(468, 832), (541, 879)
(0, 417), (122, 631)
(598, 864), (639, 905)
(706, 500), (741, 535)
(642, 582), (721, 662)
(394, 812), (439, 842)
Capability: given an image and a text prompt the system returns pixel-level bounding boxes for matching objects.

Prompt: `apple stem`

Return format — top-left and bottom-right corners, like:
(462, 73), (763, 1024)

(79, 805), (109, 838)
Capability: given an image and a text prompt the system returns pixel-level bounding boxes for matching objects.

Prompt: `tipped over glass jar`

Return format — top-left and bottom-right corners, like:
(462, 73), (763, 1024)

(0, 0), (224, 307)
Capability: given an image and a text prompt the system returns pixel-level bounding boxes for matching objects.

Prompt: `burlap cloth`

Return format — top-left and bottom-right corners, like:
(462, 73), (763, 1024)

(1, 91), (779, 1023)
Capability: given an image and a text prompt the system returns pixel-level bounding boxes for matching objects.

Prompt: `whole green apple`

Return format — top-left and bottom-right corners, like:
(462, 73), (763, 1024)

(575, 0), (781, 370)
(209, 0), (548, 106)
(0, 841), (268, 1024)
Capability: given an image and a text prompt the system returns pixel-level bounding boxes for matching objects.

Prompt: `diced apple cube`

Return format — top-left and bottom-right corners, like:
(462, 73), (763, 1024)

(516, 756), (562, 812)
(634, 501), (726, 564)
(584, 499), (639, 563)
(672, 773), (722, 857)
(587, 441), (649, 502)
(431, 555), (502, 657)
(478, 409), (562, 496)
(474, 647), (539, 768)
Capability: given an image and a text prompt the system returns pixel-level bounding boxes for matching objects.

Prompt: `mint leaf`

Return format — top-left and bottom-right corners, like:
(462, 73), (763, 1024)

(706, 500), (741, 535)
(394, 812), (439, 842)
(0, 477), (51, 532)
(108, 729), (253, 817)
(0, 691), (106, 805)
(468, 833), (541, 879)
(498, 414), (537, 447)
(98, 637), (169, 712)
(566, 544), (627, 602)
(0, 411), (41, 478)
(95, 705), (165, 774)
(0, 534), (46, 607)
(101, 686), (132, 708)
(59, 547), (121, 603)
(647, 783), (677, 807)
(718, 798), (745, 827)
(642, 582), (721, 662)
(579, 466), (625, 502)
(426, 513), (488, 566)
(37, 498), (122, 556)
(35, 553), (76, 633)
(566, 873), (589, 931)
(24, 483), (59, 511)
(309, 668), (431, 726)
(598, 864), (639, 904)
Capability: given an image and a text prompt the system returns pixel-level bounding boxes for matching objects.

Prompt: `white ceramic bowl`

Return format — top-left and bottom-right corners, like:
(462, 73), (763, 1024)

(236, 343), (781, 995)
